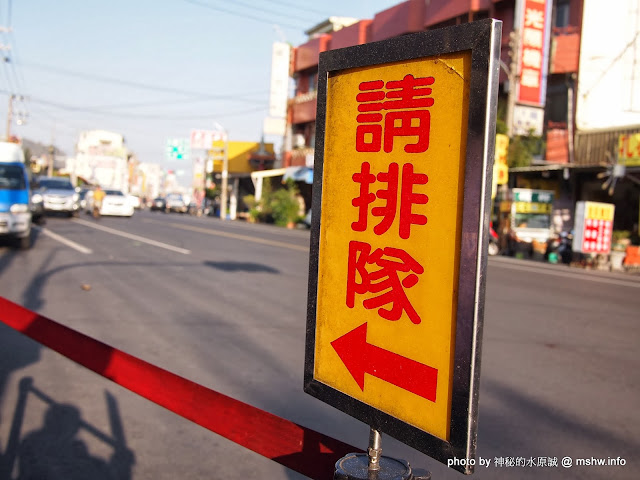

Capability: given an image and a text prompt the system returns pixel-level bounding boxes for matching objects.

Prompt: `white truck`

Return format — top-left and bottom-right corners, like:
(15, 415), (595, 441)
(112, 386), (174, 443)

(0, 142), (36, 249)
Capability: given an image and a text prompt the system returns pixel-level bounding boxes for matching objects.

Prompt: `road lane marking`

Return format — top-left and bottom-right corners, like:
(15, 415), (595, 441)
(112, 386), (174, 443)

(73, 218), (191, 255)
(39, 227), (93, 254)
(141, 217), (309, 252)
(490, 258), (640, 289)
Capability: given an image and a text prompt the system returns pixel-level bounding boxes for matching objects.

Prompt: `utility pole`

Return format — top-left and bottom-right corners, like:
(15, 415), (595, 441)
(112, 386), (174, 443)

(506, 0), (524, 138)
(506, 29), (520, 138)
(47, 145), (55, 177)
(211, 122), (229, 220)
(219, 136), (229, 220)
(5, 94), (14, 141)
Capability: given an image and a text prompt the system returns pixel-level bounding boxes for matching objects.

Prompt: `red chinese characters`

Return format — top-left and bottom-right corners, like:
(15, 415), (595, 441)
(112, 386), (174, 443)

(356, 74), (435, 153)
(346, 241), (424, 324)
(345, 72), (434, 325)
(351, 162), (428, 239)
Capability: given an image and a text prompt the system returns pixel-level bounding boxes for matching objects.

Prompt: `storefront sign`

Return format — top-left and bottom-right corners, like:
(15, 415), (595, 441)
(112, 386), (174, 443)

(513, 104), (544, 135)
(618, 133), (640, 166)
(304, 20), (501, 474)
(516, 0), (552, 106)
(492, 134), (508, 198)
(514, 201), (552, 214)
(572, 201), (615, 254)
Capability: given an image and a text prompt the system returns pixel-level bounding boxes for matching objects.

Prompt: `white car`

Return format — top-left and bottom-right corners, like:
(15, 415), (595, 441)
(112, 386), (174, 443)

(127, 195), (142, 209)
(87, 189), (134, 217)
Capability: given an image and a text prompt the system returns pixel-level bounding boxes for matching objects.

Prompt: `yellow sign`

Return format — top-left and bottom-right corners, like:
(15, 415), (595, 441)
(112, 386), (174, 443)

(209, 141), (275, 173)
(514, 202), (552, 214)
(492, 134), (509, 197)
(618, 133), (640, 166)
(315, 52), (470, 441)
(495, 134), (509, 164)
(585, 201), (615, 221)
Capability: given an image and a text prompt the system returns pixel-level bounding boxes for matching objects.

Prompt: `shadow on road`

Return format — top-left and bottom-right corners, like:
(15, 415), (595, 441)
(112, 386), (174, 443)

(0, 322), (41, 479)
(478, 377), (640, 458)
(0, 377), (134, 480)
(202, 260), (280, 274)
(0, 229), (43, 255)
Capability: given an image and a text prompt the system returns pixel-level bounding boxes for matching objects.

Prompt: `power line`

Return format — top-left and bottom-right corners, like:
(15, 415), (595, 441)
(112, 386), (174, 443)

(10, 92), (268, 120)
(215, 0), (315, 24)
(181, 0), (307, 31)
(263, 0), (332, 18)
(21, 61), (265, 103)
(82, 94), (268, 111)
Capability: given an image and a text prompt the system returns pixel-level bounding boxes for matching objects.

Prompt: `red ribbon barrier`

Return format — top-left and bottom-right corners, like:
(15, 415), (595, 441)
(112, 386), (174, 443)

(0, 296), (361, 479)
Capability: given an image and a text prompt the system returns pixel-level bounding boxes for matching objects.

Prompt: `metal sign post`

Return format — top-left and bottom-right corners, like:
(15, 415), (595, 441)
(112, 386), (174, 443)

(304, 19), (501, 476)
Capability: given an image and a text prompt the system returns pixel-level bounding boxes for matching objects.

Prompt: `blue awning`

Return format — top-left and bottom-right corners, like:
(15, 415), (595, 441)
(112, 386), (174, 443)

(283, 167), (313, 185)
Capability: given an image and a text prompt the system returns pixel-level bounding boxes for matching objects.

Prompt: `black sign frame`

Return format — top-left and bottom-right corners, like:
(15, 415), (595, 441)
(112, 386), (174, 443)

(304, 19), (502, 474)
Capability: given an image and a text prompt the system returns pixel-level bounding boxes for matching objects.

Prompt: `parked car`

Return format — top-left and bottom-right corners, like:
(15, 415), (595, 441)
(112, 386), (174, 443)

(150, 197), (166, 211)
(165, 193), (187, 213)
(35, 176), (80, 217)
(128, 195), (142, 209)
(87, 189), (134, 217)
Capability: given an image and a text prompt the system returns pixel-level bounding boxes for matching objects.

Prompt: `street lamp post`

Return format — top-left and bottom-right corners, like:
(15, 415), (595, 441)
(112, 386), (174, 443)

(212, 123), (229, 220)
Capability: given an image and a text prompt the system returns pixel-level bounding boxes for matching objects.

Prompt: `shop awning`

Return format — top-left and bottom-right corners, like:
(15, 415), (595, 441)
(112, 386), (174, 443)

(283, 166), (313, 184)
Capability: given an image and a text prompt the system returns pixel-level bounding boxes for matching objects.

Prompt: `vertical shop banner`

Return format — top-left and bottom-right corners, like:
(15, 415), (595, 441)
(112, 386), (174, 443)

(618, 133), (640, 166)
(493, 133), (509, 193)
(304, 20), (501, 474)
(516, 0), (552, 106)
(573, 201), (615, 254)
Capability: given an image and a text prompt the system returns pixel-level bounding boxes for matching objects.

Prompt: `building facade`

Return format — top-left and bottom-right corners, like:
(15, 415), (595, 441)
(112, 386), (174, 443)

(70, 130), (131, 192)
(283, 0), (640, 233)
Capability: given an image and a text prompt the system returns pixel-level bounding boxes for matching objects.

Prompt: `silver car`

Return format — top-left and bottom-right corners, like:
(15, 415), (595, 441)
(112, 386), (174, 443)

(165, 193), (187, 213)
(36, 177), (80, 217)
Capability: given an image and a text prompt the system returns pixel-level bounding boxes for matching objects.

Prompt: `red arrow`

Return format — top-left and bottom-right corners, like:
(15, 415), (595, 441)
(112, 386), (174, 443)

(331, 323), (438, 402)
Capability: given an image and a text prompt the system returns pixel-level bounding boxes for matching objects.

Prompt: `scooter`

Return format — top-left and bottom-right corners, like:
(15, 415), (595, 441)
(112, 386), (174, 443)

(547, 231), (573, 264)
(488, 224), (500, 256)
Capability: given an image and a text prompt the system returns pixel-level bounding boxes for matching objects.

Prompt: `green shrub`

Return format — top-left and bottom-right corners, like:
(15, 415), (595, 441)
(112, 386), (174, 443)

(270, 181), (300, 226)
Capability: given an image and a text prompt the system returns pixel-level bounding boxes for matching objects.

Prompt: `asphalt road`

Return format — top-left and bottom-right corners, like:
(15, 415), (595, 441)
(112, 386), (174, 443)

(0, 210), (638, 480)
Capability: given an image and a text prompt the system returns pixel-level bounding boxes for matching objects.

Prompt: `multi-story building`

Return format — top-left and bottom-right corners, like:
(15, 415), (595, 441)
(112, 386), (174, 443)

(284, 0), (640, 232)
(70, 130), (131, 193)
(136, 162), (163, 201)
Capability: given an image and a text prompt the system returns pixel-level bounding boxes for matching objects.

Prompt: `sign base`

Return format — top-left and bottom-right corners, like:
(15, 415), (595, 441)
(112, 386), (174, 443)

(334, 454), (431, 480)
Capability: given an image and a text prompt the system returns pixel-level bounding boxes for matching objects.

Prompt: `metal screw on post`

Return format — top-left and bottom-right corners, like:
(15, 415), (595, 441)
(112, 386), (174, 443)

(368, 428), (382, 471)
(334, 427), (431, 480)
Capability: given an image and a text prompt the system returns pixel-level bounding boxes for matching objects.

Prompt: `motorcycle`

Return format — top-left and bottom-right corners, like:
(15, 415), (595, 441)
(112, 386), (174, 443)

(547, 231), (573, 264)
(488, 223), (500, 256)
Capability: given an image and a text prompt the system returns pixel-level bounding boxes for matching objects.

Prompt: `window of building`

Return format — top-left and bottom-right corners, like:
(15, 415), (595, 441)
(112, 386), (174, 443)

(555, 0), (570, 28)
(294, 69), (318, 96)
(545, 80), (569, 124)
(308, 72), (317, 92)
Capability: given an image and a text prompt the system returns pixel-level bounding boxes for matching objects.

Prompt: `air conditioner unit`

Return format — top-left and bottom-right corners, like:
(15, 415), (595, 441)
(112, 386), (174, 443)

(293, 134), (306, 148)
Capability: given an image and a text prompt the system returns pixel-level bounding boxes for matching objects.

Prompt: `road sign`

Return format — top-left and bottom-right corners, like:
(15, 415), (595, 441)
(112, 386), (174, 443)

(190, 129), (227, 150)
(166, 138), (190, 162)
(304, 19), (501, 474)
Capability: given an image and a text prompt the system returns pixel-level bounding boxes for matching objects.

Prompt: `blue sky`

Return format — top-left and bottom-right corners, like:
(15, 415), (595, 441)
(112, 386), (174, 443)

(1, 0), (397, 182)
